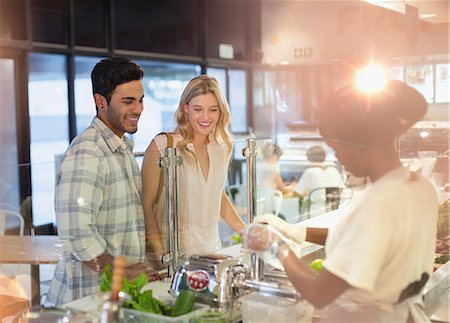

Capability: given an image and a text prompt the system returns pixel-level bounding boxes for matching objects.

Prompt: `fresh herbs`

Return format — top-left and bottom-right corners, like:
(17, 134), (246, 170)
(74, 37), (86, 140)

(100, 265), (195, 317)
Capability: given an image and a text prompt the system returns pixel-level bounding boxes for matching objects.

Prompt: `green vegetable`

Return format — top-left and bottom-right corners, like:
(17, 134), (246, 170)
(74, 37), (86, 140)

(170, 290), (196, 317)
(310, 259), (323, 273)
(100, 264), (112, 292)
(230, 233), (242, 244)
(99, 265), (177, 316)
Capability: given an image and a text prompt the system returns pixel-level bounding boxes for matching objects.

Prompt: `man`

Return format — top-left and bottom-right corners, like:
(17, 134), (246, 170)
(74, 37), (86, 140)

(46, 57), (155, 306)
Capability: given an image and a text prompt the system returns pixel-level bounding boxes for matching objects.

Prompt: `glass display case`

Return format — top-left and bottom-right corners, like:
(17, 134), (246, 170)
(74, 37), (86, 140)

(399, 121), (449, 192)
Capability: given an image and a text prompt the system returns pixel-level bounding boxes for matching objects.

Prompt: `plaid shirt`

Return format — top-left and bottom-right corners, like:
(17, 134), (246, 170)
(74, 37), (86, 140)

(45, 117), (145, 306)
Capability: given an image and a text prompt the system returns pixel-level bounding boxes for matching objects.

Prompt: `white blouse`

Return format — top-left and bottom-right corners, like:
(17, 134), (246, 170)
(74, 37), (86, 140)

(154, 133), (230, 255)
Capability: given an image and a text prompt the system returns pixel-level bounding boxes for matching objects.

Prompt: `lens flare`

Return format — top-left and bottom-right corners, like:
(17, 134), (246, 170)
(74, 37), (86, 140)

(356, 64), (387, 93)
(419, 131), (430, 138)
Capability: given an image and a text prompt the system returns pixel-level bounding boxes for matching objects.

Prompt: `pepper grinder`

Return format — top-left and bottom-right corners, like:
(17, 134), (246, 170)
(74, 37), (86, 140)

(100, 256), (127, 323)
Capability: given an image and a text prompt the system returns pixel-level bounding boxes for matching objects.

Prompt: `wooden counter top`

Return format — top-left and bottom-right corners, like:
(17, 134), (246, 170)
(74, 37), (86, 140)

(0, 235), (63, 306)
(0, 235), (62, 265)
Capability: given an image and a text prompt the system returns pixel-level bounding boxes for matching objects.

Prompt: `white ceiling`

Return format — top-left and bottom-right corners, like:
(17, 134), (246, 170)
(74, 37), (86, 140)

(410, 0), (449, 24)
(364, 1), (449, 24)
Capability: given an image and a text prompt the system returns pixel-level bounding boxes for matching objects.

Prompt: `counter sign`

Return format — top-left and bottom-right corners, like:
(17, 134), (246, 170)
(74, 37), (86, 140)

(187, 270), (209, 292)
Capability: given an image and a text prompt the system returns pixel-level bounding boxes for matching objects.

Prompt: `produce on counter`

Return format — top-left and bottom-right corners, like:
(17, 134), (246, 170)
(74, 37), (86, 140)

(310, 259), (324, 273)
(100, 265), (195, 317)
(170, 288), (196, 317)
(230, 233), (242, 244)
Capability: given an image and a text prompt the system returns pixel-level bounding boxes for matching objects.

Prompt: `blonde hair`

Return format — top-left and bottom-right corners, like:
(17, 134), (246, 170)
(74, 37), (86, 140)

(262, 142), (283, 160)
(174, 75), (233, 162)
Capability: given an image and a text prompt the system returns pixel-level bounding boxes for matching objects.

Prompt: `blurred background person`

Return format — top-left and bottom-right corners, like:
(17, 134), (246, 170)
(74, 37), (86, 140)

(257, 142), (295, 195)
(295, 145), (344, 196)
(294, 145), (345, 216)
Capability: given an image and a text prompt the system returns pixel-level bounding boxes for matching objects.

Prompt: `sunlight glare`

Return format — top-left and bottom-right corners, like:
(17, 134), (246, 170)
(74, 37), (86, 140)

(356, 64), (387, 93)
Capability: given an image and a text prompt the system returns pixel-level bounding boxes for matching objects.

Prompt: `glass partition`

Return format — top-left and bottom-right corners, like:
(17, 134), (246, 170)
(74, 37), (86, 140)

(0, 133), (448, 305)
(2, 134), (447, 239)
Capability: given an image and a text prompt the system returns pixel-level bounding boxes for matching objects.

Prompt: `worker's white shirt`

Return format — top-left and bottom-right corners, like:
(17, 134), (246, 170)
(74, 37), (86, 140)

(324, 166), (438, 321)
(295, 165), (344, 196)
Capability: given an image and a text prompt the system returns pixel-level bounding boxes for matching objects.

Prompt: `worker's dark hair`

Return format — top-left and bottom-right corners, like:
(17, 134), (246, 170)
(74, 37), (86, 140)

(318, 80), (428, 147)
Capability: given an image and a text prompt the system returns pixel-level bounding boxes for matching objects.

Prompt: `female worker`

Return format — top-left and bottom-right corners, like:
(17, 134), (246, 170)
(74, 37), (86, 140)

(243, 80), (437, 322)
(142, 75), (245, 263)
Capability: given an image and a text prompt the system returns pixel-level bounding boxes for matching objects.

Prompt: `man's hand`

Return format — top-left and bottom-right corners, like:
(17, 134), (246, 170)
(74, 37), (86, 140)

(126, 262), (164, 281)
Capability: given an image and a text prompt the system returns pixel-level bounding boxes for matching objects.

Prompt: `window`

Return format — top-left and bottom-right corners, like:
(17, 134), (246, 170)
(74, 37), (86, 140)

(405, 64), (434, 103)
(74, 56), (105, 135)
(207, 68), (227, 97)
(132, 60), (201, 153)
(228, 69), (248, 133)
(0, 58), (20, 209)
(207, 67), (248, 134)
(28, 53), (69, 226)
(435, 63), (449, 103)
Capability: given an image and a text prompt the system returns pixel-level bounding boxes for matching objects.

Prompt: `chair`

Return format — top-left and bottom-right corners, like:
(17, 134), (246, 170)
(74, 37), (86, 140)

(0, 209), (24, 236)
(306, 186), (353, 218)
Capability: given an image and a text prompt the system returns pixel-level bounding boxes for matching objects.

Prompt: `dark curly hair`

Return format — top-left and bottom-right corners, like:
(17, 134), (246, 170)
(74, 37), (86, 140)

(91, 56), (144, 104)
(319, 80), (427, 147)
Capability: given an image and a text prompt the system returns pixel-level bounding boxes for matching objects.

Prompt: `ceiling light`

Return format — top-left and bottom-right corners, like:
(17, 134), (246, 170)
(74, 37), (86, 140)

(420, 13), (437, 19)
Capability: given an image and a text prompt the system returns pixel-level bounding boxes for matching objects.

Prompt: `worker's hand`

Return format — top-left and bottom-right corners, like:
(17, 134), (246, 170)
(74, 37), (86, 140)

(254, 213), (306, 245)
(241, 223), (292, 270)
(241, 222), (277, 252)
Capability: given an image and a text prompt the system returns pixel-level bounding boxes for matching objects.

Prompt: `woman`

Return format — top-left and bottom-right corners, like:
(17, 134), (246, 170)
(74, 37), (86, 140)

(258, 142), (295, 195)
(142, 75), (245, 261)
(243, 80), (438, 322)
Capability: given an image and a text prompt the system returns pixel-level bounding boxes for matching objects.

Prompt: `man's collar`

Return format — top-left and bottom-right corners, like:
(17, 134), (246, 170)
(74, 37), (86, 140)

(91, 117), (134, 153)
